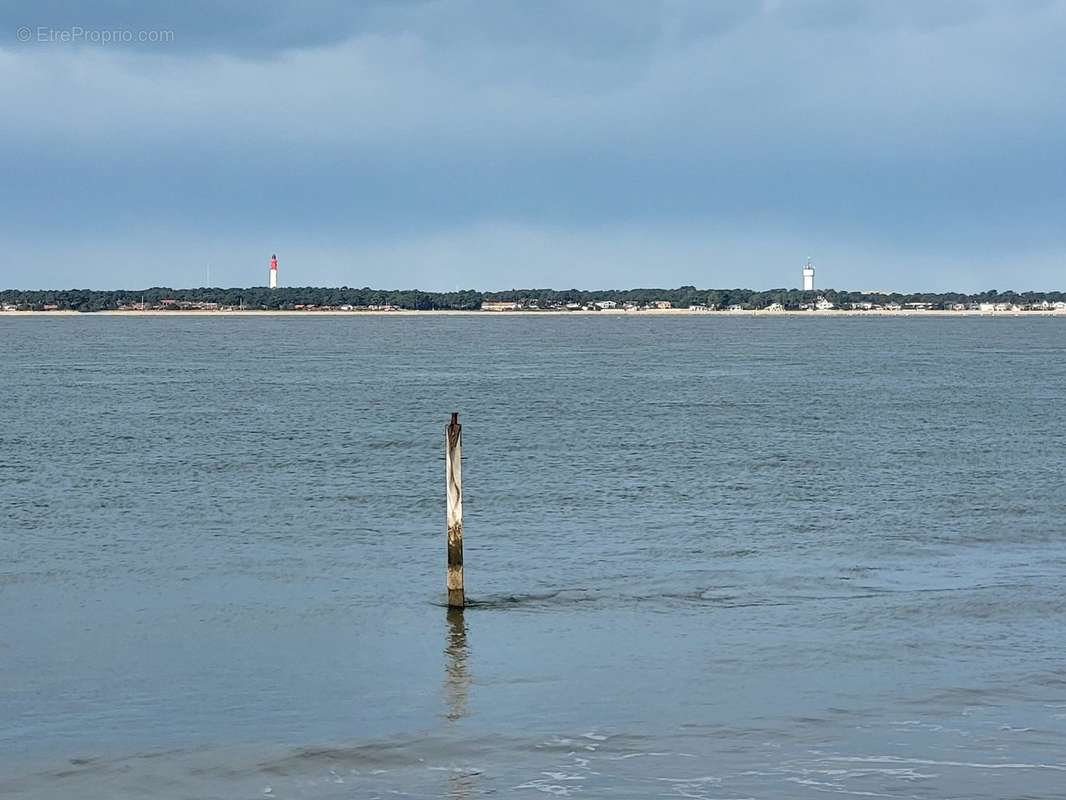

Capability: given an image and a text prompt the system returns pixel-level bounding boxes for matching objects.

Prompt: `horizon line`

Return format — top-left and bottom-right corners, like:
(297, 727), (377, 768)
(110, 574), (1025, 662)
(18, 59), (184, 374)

(2, 286), (1063, 294)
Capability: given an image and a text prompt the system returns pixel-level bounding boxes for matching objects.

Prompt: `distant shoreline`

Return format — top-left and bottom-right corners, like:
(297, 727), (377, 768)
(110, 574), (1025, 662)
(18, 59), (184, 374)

(6, 287), (1063, 316)
(3, 309), (1065, 318)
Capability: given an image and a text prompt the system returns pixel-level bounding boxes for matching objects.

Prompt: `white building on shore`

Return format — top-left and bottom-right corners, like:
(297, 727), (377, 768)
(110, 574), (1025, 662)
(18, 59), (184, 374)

(802, 258), (815, 291)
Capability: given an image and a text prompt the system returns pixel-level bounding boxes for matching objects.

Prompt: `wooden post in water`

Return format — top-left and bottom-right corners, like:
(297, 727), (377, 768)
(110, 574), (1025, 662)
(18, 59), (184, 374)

(445, 412), (465, 608)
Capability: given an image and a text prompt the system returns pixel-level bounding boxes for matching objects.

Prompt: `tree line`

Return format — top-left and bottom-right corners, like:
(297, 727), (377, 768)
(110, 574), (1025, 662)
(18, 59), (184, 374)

(1, 286), (1063, 312)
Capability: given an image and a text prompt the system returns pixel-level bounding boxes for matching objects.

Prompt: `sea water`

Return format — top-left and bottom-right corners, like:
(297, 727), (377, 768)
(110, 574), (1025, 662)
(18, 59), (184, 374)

(2, 315), (1065, 798)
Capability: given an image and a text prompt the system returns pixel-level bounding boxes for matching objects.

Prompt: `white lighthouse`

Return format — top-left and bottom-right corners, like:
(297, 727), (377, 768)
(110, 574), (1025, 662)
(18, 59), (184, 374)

(802, 258), (815, 291)
(269, 253), (278, 289)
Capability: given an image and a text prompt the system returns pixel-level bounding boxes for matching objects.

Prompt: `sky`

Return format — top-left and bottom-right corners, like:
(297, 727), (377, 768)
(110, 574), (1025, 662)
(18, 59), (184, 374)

(2, 0), (1065, 291)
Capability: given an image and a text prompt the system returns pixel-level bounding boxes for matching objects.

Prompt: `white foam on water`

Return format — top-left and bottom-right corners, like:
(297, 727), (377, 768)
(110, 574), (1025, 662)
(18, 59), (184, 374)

(786, 776), (903, 798)
(824, 755), (1066, 771)
(605, 750), (676, 761)
(652, 774), (728, 800)
(541, 771), (582, 781)
(512, 780), (575, 796)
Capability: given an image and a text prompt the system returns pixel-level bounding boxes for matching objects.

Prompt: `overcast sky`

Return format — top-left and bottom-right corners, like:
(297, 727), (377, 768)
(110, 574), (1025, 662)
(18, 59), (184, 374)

(3, 1), (1064, 291)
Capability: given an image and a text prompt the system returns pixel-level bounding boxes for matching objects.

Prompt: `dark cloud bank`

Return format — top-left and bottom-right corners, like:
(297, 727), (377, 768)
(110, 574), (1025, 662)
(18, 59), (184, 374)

(2, 1), (1064, 290)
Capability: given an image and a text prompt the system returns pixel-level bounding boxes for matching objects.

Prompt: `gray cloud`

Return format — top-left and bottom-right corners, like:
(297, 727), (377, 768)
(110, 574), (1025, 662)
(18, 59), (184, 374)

(2, 1), (1064, 289)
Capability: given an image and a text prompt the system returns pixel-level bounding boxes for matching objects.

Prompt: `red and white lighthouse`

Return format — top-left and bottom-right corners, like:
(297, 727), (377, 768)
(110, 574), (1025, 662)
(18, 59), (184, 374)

(269, 253), (278, 289)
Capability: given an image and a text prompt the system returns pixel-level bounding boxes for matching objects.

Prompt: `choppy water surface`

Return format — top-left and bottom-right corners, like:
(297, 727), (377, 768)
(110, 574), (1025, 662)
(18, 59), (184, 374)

(2, 315), (1065, 799)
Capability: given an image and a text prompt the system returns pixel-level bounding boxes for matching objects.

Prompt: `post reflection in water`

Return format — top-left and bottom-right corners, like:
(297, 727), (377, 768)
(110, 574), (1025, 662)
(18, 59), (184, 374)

(443, 607), (475, 799)
(443, 607), (470, 723)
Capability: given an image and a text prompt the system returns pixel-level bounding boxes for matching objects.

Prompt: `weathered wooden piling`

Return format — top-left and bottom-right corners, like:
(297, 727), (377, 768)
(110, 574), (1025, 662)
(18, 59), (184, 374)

(445, 412), (465, 608)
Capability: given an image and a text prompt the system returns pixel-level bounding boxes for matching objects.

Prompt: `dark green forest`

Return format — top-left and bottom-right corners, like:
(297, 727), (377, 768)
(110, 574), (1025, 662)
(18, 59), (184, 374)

(1, 286), (1063, 312)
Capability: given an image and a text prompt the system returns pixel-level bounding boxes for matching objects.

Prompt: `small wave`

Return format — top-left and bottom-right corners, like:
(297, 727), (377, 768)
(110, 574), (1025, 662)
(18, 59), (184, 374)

(463, 589), (597, 609)
(432, 586), (800, 611)
(428, 589), (597, 610)
(824, 755), (1066, 772)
